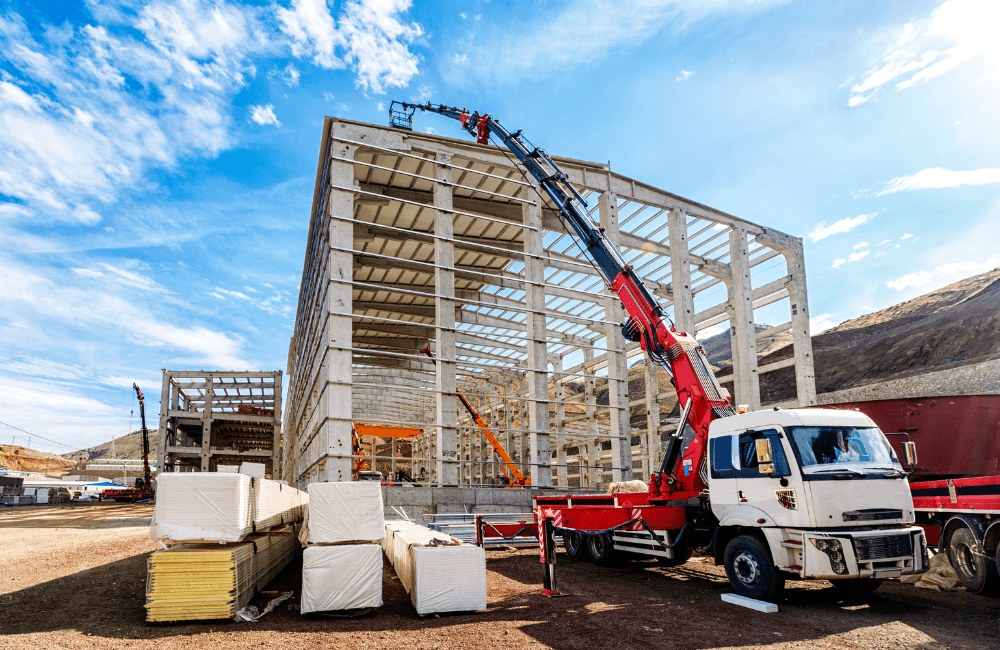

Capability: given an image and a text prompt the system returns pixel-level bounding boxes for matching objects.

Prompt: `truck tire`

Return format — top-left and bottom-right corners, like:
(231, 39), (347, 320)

(947, 527), (1000, 595)
(588, 533), (615, 567)
(830, 578), (883, 597)
(724, 535), (784, 601)
(563, 530), (589, 562)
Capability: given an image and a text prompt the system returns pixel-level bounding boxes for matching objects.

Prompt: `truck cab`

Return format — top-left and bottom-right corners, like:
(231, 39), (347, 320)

(707, 408), (929, 599)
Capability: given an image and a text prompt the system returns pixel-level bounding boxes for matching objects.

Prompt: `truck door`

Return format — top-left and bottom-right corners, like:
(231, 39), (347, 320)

(734, 429), (798, 526)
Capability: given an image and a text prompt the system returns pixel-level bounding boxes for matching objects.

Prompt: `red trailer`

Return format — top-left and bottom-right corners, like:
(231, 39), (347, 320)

(910, 476), (1000, 595)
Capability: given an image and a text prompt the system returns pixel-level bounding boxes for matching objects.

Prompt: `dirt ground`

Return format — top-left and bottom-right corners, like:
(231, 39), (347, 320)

(1, 503), (998, 650)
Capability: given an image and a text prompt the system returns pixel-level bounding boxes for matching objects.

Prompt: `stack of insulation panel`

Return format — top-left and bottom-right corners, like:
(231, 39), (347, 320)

(300, 482), (385, 614)
(383, 520), (487, 616)
(145, 534), (298, 622)
(150, 473), (306, 545)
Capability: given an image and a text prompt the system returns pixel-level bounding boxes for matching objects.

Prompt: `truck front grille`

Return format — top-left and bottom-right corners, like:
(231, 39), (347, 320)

(854, 534), (912, 561)
(842, 508), (902, 522)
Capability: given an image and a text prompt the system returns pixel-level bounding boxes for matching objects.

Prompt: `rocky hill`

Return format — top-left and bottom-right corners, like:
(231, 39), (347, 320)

(1, 445), (76, 474)
(758, 267), (1000, 403)
(62, 430), (148, 463)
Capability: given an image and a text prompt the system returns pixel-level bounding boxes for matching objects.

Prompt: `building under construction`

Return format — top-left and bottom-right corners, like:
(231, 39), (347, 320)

(282, 117), (816, 489)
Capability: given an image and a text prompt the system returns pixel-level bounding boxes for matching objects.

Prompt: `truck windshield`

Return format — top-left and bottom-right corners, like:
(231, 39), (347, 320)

(787, 426), (900, 472)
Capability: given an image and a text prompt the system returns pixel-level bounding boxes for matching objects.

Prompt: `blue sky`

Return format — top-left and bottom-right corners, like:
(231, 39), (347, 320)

(1, 0), (998, 453)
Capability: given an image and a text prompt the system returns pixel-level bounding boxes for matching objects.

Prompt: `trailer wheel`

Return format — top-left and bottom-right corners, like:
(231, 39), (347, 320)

(947, 527), (1000, 595)
(724, 535), (784, 601)
(563, 531), (589, 562)
(588, 533), (615, 567)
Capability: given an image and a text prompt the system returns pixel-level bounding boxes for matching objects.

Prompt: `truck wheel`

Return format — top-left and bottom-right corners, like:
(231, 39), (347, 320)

(724, 535), (784, 601)
(830, 578), (883, 597)
(947, 527), (1000, 595)
(563, 531), (589, 562)
(588, 533), (615, 567)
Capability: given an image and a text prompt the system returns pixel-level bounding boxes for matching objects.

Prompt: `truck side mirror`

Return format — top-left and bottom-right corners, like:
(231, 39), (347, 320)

(755, 439), (775, 474)
(902, 441), (918, 466)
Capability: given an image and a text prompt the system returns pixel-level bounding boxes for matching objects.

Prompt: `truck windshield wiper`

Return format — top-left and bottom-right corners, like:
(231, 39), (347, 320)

(811, 467), (866, 476)
(865, 467), (904, 477)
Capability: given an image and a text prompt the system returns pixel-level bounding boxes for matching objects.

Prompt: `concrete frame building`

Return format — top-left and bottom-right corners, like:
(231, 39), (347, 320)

(283, 117), (816, 489)
(157, 370), (283, 478)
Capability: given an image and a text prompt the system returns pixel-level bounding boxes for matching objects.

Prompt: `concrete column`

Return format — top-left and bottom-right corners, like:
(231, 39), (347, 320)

(553, 357), (566, 487)
(787, 244), (817, 407)
(668, 209), (696, 334)
(434, 153), (458, 485)
(523, 194), (551, 487)
(157, 373), (170, 474)
(584, 348), (599, 487)
(322, 145), (356, 482)
(503, 381), (514, 482)
(728, 228), (761, 411)
(199, 375), (213, 471)
(644, 357), (661, 479)
(272, 372), (282, 479)
(599, 191), (631, 482)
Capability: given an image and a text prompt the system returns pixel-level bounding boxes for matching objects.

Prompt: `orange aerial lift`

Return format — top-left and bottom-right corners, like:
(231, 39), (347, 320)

(419, 346), (530, 487)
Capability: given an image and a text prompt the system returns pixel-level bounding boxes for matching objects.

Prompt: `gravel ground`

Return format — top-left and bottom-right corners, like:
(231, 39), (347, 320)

(1, 503), (998, 649)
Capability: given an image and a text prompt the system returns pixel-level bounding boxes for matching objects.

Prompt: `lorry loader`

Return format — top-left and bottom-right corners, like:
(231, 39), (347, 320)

(391, 101), (929, 601)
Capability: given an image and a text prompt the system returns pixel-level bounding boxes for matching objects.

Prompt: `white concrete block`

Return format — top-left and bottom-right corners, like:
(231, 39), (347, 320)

(721, 593), (778, 613)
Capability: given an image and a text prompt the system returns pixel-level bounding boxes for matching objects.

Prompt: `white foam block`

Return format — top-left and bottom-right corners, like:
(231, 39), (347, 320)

(410, 545), (487, 616)
(239, 462), (265, 478)
(721, 593), (778, 613)
(306, 482), (385, 545)
(300, 545), (383, 613)
(151, 473), (253, 543)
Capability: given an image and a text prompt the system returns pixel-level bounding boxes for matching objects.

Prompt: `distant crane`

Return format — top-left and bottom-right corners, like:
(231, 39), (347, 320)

(100, 383), (154, 502)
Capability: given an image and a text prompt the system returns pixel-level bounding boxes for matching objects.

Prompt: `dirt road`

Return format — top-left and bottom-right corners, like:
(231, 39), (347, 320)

(1, 504), (997, 649)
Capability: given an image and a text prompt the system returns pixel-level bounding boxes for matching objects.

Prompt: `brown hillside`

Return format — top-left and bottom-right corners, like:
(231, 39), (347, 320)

(0, 445), (75, 474)
(758, 267), (1000, 403)
(63, 430), (148, 463)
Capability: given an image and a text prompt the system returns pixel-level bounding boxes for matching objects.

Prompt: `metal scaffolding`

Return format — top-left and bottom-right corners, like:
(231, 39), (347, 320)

(282, 117), (816, 489)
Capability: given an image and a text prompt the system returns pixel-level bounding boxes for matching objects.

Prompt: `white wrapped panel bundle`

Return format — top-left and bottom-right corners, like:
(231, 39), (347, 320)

(388, 523), (487, 616)
(254, 479), (281, 530)
(306, 482), (384, 545)
(300, 545), (383, 613)
(150, 473), (254, 544)
(217, 465), (239, 473)
(239, 462), (265, 478)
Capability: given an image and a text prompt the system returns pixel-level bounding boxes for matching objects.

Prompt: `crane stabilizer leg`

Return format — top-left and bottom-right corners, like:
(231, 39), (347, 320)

(419, 345), (529, 487)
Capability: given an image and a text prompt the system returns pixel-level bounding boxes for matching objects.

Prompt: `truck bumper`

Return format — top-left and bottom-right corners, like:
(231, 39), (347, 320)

(775, 526), (929, 580)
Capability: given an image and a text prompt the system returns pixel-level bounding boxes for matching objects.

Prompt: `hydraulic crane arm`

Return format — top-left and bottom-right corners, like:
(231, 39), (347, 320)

(393, 102), (734, 493)
(133, 383), (152, 491)
(419, 346), (529, 486)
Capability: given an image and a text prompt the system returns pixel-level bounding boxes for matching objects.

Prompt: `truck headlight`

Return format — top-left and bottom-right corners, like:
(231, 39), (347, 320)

(810, 538), (848, 574)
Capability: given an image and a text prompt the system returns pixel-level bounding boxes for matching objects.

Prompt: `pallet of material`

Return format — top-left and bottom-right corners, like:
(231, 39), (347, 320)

(300, 544), (383, 613)
(145, 532), (298, 622)
(383, 521), (487, 616)
(304, 482), (384, 545)
(150, 473), (306, 545)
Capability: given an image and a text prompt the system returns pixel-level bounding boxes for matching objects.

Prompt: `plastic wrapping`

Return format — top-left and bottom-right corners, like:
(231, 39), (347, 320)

(410, 545), (487, 616)
(300, 545), (383, 613)
(306, 482), (384, 545)
(150, 473), (254, 543)
(385, 522), (487, 615)
(240, 462), (265, 478)
(150, 473), (307, 544)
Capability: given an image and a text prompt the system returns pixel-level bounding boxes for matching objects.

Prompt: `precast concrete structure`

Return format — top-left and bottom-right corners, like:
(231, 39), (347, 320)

(283, 117), (816, 489)
(157, 370), (283, 478)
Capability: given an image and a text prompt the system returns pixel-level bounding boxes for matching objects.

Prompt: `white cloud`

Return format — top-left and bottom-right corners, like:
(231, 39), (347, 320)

(250, 104), (281, 126)
(853, 241), (869, 249)
(675, 70), (693, 81)
(878, 239), (892, 246)
(885, 256), (1000, 291)
(454, 53), (468, 63)
(454, 0), (785, 84)
(810, 313), (839, 334)
(324, 92), (336, 101)
(849, 0), (1000, 106)
(806, 212), (876, 242)
(877, 167), (1000, 195)
(901, 233), (914, 239)
(830, 250), (870, 269)
(277, 0), (423, 93)
(283, 64), (301, 87)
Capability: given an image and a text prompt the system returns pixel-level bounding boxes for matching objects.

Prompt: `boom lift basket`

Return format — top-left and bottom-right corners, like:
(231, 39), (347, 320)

(389, 101), (415, 131)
